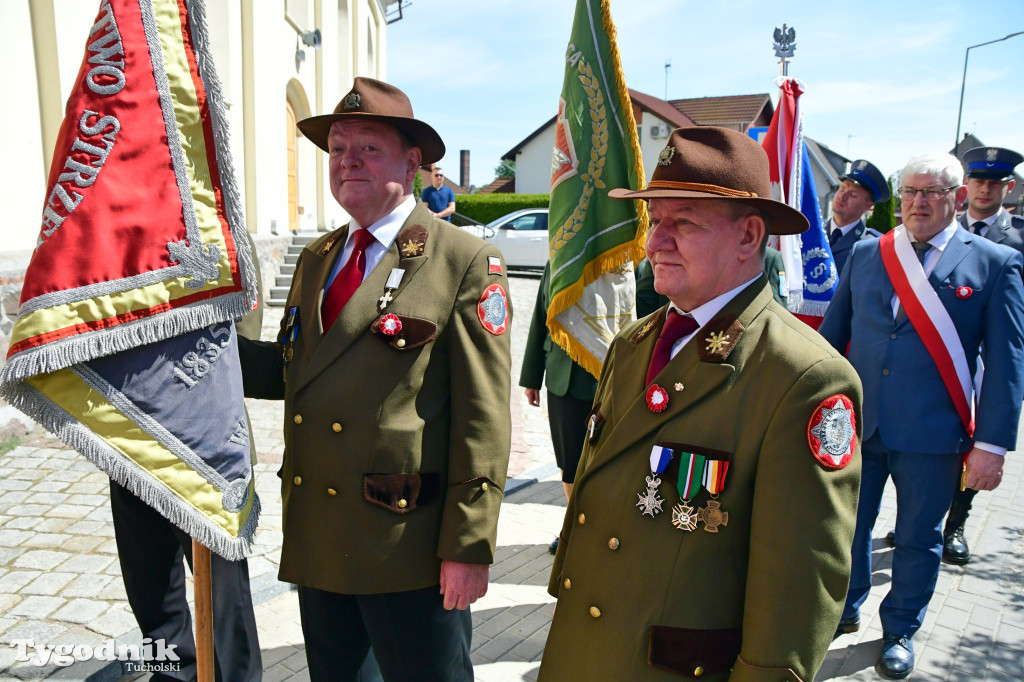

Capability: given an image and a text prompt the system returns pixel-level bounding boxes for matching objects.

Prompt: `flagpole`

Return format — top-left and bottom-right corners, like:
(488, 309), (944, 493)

(192, 539), (215, 682)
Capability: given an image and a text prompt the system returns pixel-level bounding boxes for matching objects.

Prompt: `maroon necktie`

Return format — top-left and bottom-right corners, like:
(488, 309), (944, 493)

(321, 228), (375, 332)
(646, 310), (699, 385)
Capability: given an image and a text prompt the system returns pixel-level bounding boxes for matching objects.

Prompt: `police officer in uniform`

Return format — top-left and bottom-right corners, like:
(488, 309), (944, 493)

(942, 145), (1024, 564)
(239, 78), (512, 682)
(827, 159), (889, 273)
(538, 127), (862, 682)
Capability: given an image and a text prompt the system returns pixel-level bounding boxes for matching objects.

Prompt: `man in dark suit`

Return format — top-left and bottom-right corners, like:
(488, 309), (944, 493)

(820, 152), (1024, 678)
(239, 78), (512, 682)
(539, 127), (861, 682)
(110, 233), (264, 682)
(940, 145), (1024, 564)
(520, 262), (598, 553)
(826, 159), (888, 273)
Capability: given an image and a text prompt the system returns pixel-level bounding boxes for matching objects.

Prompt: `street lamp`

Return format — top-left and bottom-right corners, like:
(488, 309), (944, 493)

(954, 31), (1024, 154)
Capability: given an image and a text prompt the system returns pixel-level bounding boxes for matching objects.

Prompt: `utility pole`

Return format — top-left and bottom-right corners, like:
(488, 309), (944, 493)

(664, 59), (671, 100)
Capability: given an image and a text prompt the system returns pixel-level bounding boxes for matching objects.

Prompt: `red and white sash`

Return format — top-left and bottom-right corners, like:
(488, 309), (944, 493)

(879, 227), (975, 436)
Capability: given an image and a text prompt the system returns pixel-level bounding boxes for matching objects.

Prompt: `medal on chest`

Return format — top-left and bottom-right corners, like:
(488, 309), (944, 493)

(638, 445), (731, 533)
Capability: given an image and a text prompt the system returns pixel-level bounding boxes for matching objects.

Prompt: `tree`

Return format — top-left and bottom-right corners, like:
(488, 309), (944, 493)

(865, 178), (896, 233)
(413, 168), (423, 196)
(494, 160), (515, 178)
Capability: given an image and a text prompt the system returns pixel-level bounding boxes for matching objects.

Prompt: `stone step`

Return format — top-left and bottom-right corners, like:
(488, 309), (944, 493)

(275, 275), (292, 287)
(280, 264), (295, 275)
(284, 253), (299, 265)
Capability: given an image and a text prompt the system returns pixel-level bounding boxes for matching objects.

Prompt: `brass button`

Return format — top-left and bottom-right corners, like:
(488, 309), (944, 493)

(608, 537), (620, 550)
(578, 513), (586, 525)
(396, 338), (406, 348)
(293, 476), (302, 486)
(563, 578), (571, 590)
(332, 422), (342, 432)
(327, 488), (337, 496)
(481, 482), (489, 491)
(589, 606), (601, 618)
(694, 665), (704, 677)
(293, 414), (303, 424)
(882, 368), (890, 376)
(398, 498), (408, 508)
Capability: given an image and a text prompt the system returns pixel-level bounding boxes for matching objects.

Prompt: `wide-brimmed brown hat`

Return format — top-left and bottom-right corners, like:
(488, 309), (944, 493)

(297, 77), (445, 164)
(609, 126), (808, 235)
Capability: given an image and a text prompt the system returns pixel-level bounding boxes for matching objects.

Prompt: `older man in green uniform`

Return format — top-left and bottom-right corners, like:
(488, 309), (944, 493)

(538, 127), (862, 682)
(239, 78), (511, 682)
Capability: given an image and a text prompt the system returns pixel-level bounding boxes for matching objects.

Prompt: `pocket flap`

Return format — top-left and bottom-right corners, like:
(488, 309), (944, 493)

(363, 473), (440, 513)
(371, 314), (437, 350)
(648, 625), (741, 678)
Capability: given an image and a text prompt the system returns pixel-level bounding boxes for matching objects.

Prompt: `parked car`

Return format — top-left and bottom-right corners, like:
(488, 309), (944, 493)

(458, 208), (549, 268)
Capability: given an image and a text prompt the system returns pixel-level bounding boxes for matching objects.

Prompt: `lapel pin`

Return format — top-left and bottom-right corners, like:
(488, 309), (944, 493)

(956, 286), (972, 299)
(674, 382), (684, 392)
(646, 384), (669, 413)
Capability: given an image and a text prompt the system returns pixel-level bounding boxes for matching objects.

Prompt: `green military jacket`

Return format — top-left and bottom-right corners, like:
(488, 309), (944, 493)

(240, 201), (512, 594)
(538, 277), (861, 682)
(519, 262), (598, 400)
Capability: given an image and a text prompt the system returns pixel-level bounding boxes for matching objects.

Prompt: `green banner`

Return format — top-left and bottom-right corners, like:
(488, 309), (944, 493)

(547, 0), (647, 377)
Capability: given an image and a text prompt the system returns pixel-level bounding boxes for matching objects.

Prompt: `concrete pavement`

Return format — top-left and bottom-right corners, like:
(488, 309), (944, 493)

(1, 271), (1023, 681)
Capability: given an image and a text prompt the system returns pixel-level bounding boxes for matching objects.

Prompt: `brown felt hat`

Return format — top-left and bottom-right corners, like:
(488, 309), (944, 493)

(609, 126), (808, 235)
(297, 77), (445, 164)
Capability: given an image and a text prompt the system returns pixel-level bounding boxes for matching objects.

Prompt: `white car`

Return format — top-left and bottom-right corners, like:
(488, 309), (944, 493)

(461, 208), (549, 268)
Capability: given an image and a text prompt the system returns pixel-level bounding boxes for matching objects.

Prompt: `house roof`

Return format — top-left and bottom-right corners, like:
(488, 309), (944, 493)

(501, 89), (694, 160)
(478, 176), (515, 194)
(669, 94), (772, 128)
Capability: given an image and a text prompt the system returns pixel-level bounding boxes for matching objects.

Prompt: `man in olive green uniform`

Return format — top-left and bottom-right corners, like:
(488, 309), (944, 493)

(239, 78), (511, 682)
(538, 127), (862, 682)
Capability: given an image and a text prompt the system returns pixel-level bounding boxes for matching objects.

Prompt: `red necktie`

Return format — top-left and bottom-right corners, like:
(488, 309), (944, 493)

(646, 310), (699, 385)
(321, 228), (375, 332)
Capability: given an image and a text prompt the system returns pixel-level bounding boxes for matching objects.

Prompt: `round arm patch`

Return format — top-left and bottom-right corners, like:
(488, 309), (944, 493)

(807, 394), (857, 470)
(477, 283), (509, 335)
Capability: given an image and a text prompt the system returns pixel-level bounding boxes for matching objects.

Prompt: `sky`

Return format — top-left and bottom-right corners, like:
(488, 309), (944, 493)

(386, 0), (1024, 189)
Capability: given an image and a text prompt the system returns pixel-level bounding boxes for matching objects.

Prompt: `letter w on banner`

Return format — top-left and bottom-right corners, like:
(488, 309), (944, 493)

(0, 0), (260, 559)
(761, 77), (838, 327)
(547, 0), (647, 377)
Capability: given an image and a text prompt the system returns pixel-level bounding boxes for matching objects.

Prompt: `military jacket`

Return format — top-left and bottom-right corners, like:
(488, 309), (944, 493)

(240, 201), (512, 594)
(538, 278), (862, 682)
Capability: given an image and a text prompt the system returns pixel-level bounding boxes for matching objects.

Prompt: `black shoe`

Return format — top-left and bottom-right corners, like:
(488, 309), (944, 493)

(884, 530), (895, 548)
(877, 633), (914, 679)
(549, 537), (559, 555)
(833, 616), (860, 639)
(943, 526), (971, 565)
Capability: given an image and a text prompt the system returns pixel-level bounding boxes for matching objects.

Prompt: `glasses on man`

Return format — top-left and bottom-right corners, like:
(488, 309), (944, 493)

(898, 185), (958, 201)
(433, 173), (444, 178)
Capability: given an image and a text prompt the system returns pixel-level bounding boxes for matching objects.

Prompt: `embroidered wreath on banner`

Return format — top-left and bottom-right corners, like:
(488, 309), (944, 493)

(551, 57), (609, 257)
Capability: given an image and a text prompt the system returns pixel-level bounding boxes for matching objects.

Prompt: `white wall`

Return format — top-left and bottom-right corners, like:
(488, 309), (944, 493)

(6, 0), (390, 255)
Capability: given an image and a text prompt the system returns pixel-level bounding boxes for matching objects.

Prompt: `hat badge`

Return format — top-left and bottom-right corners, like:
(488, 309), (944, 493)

(343, 92), (361, 110)
(986, 148), (998, 162)
(856, 160), (867, 170)
(657, 146), (676, 166)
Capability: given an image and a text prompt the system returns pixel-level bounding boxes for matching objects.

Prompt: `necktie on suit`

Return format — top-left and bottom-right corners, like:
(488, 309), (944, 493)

(646, 310), (699, 385)
(895, 241), (932, 323)
(321, 228), (375, 332)
(971, 221), (986, 235)
(829, 227), (843, 247)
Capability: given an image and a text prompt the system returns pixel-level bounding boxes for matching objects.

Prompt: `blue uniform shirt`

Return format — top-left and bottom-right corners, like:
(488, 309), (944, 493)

(422, 185), (455, 221)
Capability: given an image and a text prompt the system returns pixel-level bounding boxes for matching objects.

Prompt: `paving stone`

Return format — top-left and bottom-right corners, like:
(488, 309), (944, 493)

(10, 595), (65, 618)
(13, 550), (74, 571)
(54, 553), (115, 574)
(21, 572), (76, 596)
(62, 520), (106, 536)
(33, 517), (74, 533)
(50, 598), (109, 624)
(0, 570), (43, 592)
(61, 573), (113, 598)
(2, 491), (32, 504)
(0, 479), (32, 491)
(63, 494), (106, 507)
(60, 536), (105, 553)
(88, 604), (138, 638)
(7, 503), (49, 517)
(43, 504), (96, 519)
(25, 492), (69, 505)
(0, 530), (33, 547)
(21, 533), (72, 549)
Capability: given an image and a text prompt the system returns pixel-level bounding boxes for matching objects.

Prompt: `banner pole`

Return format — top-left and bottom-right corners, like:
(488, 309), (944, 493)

(193, 539), (215, 682)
